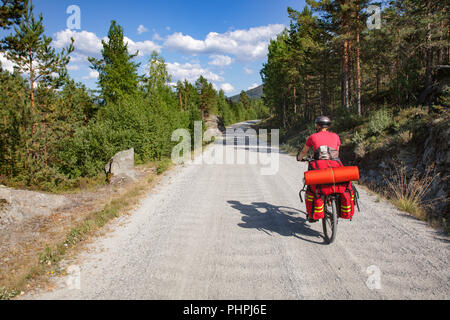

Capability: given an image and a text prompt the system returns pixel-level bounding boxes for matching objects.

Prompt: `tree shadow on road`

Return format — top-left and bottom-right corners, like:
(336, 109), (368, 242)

(227, 200), (326, 245)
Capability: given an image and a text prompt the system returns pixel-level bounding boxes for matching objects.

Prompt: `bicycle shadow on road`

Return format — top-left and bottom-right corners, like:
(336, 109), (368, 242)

(227, 200), (326, 245)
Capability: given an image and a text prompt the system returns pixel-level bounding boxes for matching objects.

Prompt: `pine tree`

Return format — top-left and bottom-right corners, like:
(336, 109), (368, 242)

(287, 6), (322, 119)
(195, 76), (217, 119)
(89, 20), (140, 104)
(261, 32), (290, 128)
(0, 68), (28, 178)
(239, 91), (251, 109)
(0, 0), (25, 29)
(176, 80), (184, 111)
(4, 0), (74, 110)
(2, 0), (74, 173)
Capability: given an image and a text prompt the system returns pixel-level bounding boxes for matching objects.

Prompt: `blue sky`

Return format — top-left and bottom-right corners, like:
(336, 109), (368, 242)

(2, 0), (308, 96)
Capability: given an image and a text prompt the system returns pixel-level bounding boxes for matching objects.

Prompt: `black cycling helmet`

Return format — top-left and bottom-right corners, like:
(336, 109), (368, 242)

(315, 116), (331, 128)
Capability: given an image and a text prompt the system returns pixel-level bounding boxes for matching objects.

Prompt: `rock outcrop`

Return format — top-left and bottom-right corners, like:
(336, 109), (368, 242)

(104, 148), (136, 184)
(204, 115), (225, 142)
(346, 116), (449, 223)
(414, 118), (449, 217)
(0, 185), (69, 229)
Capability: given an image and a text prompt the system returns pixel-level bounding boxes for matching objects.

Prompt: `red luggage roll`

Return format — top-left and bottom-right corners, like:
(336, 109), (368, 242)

(305, 166), (360, 185)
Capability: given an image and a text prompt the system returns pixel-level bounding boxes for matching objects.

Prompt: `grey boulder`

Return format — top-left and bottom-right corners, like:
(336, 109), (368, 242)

(105, 148), (136, 183)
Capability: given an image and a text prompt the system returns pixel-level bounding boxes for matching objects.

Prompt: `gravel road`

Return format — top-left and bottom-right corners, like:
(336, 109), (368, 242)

(26, 121), (449, 300)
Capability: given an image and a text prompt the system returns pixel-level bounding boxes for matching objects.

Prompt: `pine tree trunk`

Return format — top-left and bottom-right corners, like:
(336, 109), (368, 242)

(376, 70), (380, 110)
(425, 0), (433, 110)
(341, 52), (345, 110)
(344, 39), (350, 112)
(29, 52), (35, 111)
(356, 2), (362, 116)
(348, 39), (353, 109)
(321, 69), (326, 115)
(30, 81), (35, 110)
(43, 123), (47, 167)
(305, 74), (310, 120)
(293, 77), (297, 115)
(28, 53), (37, 168)
(321, 50), (328, 115)
(2, 115), (12, 178)
(29, 53), (37, 141)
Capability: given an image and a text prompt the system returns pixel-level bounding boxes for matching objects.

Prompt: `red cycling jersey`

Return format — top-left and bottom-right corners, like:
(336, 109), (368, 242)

(306, 131), (341, 151)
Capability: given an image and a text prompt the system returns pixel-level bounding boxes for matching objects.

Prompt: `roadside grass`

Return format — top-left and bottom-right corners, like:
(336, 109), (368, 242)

(0, 162), (174, 300)
(0, 172), (108, 195)
(383, 166), (438, 222)
(392, 198), (426, 220)
(53, 175), (108, 194)
(156, 159), (172, 175)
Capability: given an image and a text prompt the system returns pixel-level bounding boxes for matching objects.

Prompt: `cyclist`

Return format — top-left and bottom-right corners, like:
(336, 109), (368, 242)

(297, 116), (341, 162)
(297, 116), (342, 222)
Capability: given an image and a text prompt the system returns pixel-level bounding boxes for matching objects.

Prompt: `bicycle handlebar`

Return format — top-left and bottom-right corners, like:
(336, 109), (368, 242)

(296, 151), (314, 162)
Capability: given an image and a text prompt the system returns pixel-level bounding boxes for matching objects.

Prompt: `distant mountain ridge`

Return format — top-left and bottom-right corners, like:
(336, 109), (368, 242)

(229, 85), (264, 102)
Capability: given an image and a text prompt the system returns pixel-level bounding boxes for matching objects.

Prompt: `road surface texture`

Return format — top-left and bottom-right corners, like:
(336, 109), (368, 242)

(26, 121), (449, 300)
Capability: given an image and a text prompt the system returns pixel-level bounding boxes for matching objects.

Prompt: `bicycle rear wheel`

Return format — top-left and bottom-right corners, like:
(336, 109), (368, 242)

(323, 198), (338, 244)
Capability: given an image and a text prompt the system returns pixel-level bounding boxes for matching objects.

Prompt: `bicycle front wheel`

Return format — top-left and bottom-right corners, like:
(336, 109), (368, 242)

(323, 198), (338, 244)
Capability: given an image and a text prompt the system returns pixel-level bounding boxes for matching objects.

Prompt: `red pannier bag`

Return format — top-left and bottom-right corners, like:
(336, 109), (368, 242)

(307, 160), (358, 220)
(305, 189), (325, 220)
(339, 187), (356, 220)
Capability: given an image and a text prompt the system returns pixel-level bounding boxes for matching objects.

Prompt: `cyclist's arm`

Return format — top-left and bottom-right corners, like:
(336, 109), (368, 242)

(297, 145), (310, 161)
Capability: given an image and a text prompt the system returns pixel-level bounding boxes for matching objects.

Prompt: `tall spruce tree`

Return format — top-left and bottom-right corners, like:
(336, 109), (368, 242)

(195, 76), (217, 119)
(89, 20), (140, 104)
(239, 91), (251, 109)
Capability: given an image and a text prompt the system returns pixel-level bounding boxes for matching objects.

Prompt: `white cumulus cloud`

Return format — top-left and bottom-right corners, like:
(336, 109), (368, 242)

(166, 62), (223, 83)
(221, 83), (235, 94)
(53, 29), (102, 56)
(0, 52), (15, 72)
(153, 31), (163, 41)
(124, 37), (161, 56)
(209, 55), (233, 67)
(137, 24), (148, 34)
(82, 70), (99, 80)
(164, 24), (285, 61)
(53, 29), (161, 64)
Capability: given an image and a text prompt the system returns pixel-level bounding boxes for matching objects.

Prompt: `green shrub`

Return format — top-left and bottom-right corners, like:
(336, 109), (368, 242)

(351, 131), (365, 145)
(351, 131), (367, 158)
(58, 94), (193, 180)
(368, 109), (392, 136)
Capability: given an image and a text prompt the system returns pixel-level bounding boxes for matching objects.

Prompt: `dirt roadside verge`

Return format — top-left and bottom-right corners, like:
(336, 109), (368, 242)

(0, 161), (172, 299)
